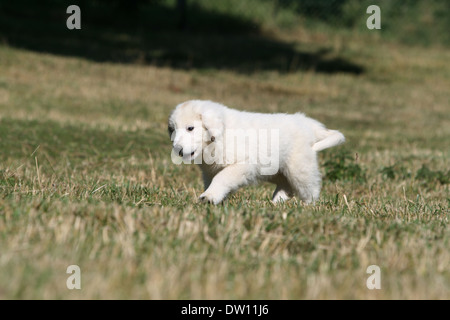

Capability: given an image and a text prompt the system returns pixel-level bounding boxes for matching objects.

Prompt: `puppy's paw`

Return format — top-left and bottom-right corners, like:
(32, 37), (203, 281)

(198, 192), (223, 205)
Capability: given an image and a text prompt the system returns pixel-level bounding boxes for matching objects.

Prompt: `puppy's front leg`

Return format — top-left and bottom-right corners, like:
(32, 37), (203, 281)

(199, 164), (250, 205)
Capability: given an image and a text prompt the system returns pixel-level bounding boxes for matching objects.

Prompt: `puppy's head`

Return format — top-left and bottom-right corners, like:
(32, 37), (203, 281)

(168, 100), (224, 162)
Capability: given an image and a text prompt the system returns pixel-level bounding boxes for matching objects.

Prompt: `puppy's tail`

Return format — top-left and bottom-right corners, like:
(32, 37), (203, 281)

(311, 122), (345, 152)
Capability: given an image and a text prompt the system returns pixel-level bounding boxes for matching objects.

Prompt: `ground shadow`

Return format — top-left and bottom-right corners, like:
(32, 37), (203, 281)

(0, 0), (364, 74)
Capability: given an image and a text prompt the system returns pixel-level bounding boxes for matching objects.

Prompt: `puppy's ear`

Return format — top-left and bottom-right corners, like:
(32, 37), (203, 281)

(167, 116), (175, 140)
(201, 109), (223, 142)
(168, 123), (175, 140)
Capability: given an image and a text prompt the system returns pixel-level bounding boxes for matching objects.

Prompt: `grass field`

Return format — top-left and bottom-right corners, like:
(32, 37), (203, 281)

(0, 1), (449, 299)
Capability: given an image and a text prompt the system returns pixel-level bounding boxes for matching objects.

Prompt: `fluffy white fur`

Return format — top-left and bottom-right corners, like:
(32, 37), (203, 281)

(168, 100), (345, 205)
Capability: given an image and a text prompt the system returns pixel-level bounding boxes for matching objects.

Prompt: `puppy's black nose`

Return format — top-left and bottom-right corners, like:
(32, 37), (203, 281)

(178, 148), (183, 157)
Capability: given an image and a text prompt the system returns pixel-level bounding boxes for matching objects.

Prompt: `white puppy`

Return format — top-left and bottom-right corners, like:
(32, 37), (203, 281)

(168, 100), (345, 205)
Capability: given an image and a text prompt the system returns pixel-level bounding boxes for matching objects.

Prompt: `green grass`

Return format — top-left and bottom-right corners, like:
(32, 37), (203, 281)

(0, 2), (449, 299)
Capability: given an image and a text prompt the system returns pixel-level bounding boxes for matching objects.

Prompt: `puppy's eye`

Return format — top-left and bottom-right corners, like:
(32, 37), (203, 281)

(187, 126), (194, 132)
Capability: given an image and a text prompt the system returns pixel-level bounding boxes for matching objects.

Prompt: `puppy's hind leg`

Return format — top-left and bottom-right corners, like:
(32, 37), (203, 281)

(271, 175), (293, 204)
(283, 151), (321, 204)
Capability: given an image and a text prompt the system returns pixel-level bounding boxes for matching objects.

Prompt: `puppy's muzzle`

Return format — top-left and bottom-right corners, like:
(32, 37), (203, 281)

(174, 145), (184, 157)
(174, 146), (195, 158)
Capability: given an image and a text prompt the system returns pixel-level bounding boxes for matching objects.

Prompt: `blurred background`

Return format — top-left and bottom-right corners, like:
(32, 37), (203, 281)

(1, 0), (449, 72)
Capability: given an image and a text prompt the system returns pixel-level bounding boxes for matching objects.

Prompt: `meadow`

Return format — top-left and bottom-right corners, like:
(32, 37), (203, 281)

(0, 0), (448, 299)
